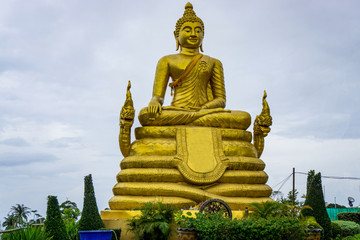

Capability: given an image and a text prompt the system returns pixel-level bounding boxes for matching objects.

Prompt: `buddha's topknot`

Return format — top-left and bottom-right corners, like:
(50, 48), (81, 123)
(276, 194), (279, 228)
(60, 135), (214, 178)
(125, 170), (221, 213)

(174, 2), (204, 38)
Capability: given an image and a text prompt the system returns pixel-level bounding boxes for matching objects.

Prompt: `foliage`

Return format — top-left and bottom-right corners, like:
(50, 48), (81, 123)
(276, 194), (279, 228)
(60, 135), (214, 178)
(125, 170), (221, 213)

(64, 218), (79, 240)
(60, 200), (80, 221)
(2, 205), (43, 230)
(78, 174), (104, 231)
(1, 226), (53, 240)
(7, 204), (31, 228)
(302, 170), (332, 239)
(249, 201), (282, 219)
(2, 214), (17, 230)
(44, 195), (69, 240)
(338, 212), (360, 224)
(332, 221), (342, 239)
(176, 211), (306, 240)
(175, 211), (197, 229)
(127, 201), (177, 240)
(332, 220), (360, 237)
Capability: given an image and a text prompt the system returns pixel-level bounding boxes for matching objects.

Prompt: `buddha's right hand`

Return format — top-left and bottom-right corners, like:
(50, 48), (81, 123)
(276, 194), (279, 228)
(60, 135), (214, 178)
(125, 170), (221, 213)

(148, 98), (162, 121)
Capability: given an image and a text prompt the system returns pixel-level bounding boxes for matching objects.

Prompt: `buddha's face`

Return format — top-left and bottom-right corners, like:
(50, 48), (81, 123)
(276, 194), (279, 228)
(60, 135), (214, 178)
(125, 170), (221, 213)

(177, 21), (204, 49)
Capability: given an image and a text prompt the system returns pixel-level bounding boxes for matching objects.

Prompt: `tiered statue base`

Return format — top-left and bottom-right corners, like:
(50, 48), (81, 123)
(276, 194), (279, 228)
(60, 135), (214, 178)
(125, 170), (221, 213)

(108, 126), (272, 211)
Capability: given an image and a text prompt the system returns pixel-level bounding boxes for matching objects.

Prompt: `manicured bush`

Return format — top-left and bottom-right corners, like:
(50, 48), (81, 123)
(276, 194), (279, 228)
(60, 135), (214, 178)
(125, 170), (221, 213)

(178, 211), (306, 240)
(332, 220), (360, 237)
(302, 170), (332, 239)
(338, 212), (360, 224)
(78, 174), (104, 231)
(44, 195), (69, 240)
(332, 221), (342, 239)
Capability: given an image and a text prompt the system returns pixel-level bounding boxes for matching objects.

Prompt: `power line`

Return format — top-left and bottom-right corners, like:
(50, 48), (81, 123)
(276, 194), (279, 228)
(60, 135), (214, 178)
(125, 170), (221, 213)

(272, 171), (360, 190)
(272, 173), (292, 191)
(295, 172), (360, 180)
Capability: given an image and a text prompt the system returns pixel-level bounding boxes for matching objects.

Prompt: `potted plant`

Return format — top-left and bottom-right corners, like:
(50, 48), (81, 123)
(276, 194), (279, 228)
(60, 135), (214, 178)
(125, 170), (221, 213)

(127, 201), (177, 240)
(175, 211), (198, 240)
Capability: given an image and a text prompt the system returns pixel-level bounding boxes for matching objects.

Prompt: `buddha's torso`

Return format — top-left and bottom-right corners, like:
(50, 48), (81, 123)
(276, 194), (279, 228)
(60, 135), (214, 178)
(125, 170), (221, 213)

(165, 54), (216, 108)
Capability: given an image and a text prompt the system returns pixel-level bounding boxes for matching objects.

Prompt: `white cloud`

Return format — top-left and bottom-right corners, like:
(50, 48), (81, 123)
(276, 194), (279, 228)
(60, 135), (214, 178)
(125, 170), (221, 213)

(1, 0), (360, 220)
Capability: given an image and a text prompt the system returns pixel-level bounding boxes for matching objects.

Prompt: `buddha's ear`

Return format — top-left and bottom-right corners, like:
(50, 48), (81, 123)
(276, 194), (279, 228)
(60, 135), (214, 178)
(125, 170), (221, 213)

(174, 31), (179, 51)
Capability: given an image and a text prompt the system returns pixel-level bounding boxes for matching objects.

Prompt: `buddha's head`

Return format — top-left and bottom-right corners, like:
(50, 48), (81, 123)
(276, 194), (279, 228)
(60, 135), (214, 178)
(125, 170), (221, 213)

(174, 2), (204, 51)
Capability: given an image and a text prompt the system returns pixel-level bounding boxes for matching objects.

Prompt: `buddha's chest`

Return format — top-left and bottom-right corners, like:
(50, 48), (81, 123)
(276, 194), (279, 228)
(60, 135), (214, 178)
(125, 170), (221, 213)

(169, 57), (213, 82)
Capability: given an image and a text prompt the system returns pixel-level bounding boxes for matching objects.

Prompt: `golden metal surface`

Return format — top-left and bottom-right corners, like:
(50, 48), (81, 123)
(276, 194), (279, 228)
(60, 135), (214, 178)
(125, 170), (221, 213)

(118, 81), (135, 157)
(253, 90), (272, 157)
(108, 3), (273, 212)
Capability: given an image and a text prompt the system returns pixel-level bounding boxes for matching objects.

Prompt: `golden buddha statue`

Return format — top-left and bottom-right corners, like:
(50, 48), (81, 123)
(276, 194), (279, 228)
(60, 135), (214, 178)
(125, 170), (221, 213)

(107, 2), (273, 212)
(138, 3), (250, 130)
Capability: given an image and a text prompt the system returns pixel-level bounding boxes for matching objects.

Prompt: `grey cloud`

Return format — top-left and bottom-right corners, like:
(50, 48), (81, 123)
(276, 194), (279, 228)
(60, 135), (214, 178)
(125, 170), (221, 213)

(46, 137), (81, 148)
(0, 152), (57, 166)
(0, 137), (30, 147)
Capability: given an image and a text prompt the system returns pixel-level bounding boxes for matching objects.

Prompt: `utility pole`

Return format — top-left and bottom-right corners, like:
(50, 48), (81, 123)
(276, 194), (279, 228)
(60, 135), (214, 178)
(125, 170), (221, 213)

(292, 167), (295, 206)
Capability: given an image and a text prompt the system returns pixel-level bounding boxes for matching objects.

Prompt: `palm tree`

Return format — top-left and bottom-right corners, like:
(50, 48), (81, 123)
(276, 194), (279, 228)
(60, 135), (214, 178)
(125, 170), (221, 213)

(2, 214), (16, 229)
(10, 204), (31, 227)
(249, 201), (282, 219)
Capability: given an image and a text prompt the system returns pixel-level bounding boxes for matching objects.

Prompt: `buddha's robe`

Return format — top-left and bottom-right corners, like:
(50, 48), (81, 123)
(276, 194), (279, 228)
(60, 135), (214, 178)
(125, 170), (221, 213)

(139, 55), (251, 130)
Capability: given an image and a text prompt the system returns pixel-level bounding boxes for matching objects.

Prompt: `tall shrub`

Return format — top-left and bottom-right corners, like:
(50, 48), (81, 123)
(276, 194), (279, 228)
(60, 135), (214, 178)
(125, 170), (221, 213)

(303, 170), (332, 239)
(78, 174), (104, 231)
(44, 195), (69, 240)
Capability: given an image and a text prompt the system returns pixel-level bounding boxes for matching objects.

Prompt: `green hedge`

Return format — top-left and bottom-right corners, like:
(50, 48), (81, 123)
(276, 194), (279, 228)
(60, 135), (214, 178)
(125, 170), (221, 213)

(44, 196), (69, 240)
(332, 221), (342, 238)
(332, 220), (360, 237)
(190, 213), (306, 240)
(303, 170), (332, 239)
(338, 212), (360, 224)
(78, 174), (104, 231)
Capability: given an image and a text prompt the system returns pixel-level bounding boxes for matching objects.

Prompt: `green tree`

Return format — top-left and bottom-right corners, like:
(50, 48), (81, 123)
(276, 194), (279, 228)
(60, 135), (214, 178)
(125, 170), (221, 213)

(303, 170), (332, 240)
(2, 214), (16, 229)
(60, 200), (80, 221)
(10, 204), (31, 227)
(44, 195), (69, 240)
(78, 174), (104, 231)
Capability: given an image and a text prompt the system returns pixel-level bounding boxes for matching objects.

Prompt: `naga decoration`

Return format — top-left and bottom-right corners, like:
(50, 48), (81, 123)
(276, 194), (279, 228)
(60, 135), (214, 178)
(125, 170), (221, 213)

(119, 81), (135, 157)
(253, 90), (272, 158)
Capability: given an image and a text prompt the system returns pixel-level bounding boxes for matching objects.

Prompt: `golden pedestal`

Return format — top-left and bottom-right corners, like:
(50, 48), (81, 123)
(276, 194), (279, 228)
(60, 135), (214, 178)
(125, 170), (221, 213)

(107, 126), (271, 211)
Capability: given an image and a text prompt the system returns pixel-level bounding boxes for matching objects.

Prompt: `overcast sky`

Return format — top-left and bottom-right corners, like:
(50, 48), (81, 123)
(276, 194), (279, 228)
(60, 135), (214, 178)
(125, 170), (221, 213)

(1, 0), (360, 222)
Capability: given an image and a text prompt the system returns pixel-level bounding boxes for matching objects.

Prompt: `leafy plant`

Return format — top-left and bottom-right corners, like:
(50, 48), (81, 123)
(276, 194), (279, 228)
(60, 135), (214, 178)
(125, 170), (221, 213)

(44, 195), (69, 240)
(127, 201), (177, 240)
(1, 226), (53, 240)
(174, 211), (197, 229)
(78, 174), (104, 231)
(249, 201), (282, 219)
(64, 218), (79, 240)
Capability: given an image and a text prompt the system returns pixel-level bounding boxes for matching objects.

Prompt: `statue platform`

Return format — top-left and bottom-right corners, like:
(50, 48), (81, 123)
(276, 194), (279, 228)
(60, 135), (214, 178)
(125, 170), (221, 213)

(108, 126), (272, 211)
